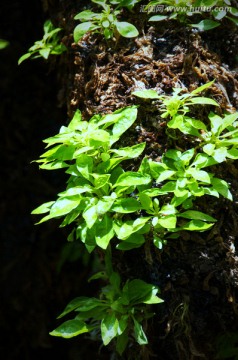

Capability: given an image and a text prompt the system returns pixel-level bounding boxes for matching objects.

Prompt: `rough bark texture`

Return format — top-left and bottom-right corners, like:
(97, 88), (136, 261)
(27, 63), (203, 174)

(1, 0), (238, 359)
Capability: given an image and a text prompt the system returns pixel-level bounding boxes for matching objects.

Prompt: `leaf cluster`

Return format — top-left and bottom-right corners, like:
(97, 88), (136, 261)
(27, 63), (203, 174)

(18, 20), (67, 65)
(32, 100), (226, 252)
(32, 80), (238, 352)
(73, 0), (140, 42)
(133, 81), (238, 165)
(50, 256), (163, 354)
(147, 0), (238, 30)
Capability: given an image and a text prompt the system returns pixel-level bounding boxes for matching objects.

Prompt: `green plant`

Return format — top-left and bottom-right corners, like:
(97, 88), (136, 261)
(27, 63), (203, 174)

(200, 111), (238, 162)
(50, 250), (163, 354)
(18, 20), (67, 65)
(32, 106), (150, 251)
(132, 81), (238, 164)
(146, 0), (238, 30)
(73, 0), (140, 42)
(0, 39), (9, 49)
(32, 104), (221, 252)
(32, 79), (238, 353)
(133, 80), (219, 137)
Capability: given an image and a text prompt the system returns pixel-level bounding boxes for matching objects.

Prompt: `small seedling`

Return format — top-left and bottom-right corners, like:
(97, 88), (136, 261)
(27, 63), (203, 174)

(73, 0), (139, 42)
(18, 20), (67, 65)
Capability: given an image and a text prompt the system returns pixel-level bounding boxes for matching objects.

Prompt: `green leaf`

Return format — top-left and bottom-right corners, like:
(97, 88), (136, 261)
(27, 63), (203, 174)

(153, 236), (164, 250)
(209, 112), (223, 135)
(89, 129), (110, 147)
(111, 142), (146, 158)
(115, 21), (139, 38)
(73, 146), (94, 159)
(48, 144), (76, 161)
(192, 153), (217, 169)
(76, 154), (93, 180)
(68, 109), (82, 130)
(156, 170), (175, 183)
(142, 188), (165, 197)
(178, 210), (216, 222)
(73, 22), (99, 42)
(116, 331), (129, 355)
(58, 297), (104, 318)
(160, 181), (176, 193)
(31, 201), (54, 214)
(116, 237), (145, 250)
(88, 271), (107, 282)
(149, 15), (168, 21)
(126, 279), (157, 305)
(112, 198), (141, 213)
(101, 313), (119, 345)
(50, 320), (89, 338)
(93, 174), (110, 189)
(227, 148), (238, 159)
(74, 10), (97, 21)
(218, 112), (238, 134)
(97, 197), (115, 215)
(133, 217), (151, 232)
(92, 0), (110, 11)
(211, 178), (233, 200)
(149, 161), (167, 179)
(139, 193), (153, 210)
(180, 148), (195, 163)
(95, 215), (114, 249)
(98, 107), (131, 128)
(185, 118), (207, 130)
(187, 182), (204, 197)
(118, 233), (145, 248)
(167, 114), (183, 129)
(132, 89), (160, 99)
(212, 148), (228, 163)
(181, 220), (214, 231)
(191, 19), (220, 31)
(83, 203), (98, 228)
(0, 39), (9, 50)
(189, 97), (218, 106)
(227, 16), (238, 25)
(138, 157), (151, 175)
(164, 149), (181, 160)
(190, 80), (215, 94)
(39, 161), (68, 170)
(203, 143), (215, 156)
(114, 172), (151, 187)
(60, 209), (81, 227)
(18, 52), (32, 65)
(229, 7), (238, 17)
(39, 47), (51, 59)
(114, 218), (150, 240)
(50, 198), (80, 217)
(204, 188), (219, 198)
(133, 318), (148, 345)
(143, 294), (164, 304)
(158, 215), (177, 229)
(43, 129), (73, 146)
(58, 185), (92, 197)
(187, 168), (211, 183)
(111, 106), (138, 144)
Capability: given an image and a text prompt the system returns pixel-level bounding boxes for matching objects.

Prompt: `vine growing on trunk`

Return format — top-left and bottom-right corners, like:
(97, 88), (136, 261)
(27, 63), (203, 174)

(32, 79), (238, 353)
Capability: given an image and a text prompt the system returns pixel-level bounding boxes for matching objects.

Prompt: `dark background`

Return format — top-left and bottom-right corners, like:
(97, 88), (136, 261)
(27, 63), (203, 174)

(0, 1), (98, 359)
